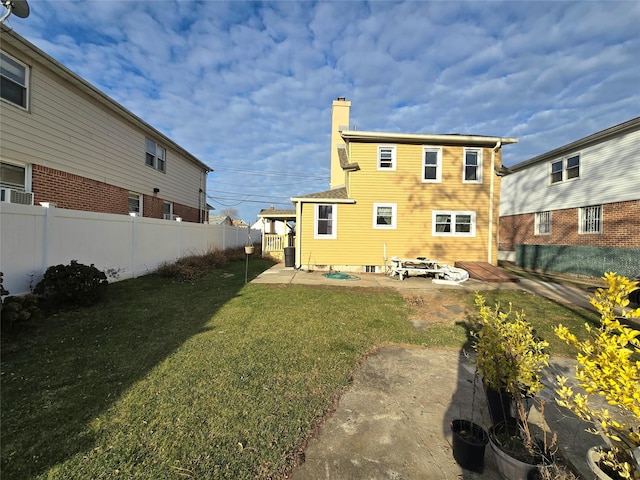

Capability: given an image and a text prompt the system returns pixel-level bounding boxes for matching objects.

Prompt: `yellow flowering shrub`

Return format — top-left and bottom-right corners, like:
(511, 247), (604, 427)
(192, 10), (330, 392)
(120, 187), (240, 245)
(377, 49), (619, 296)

(474, 293), (549, 398)
(555, 273), (640, 480)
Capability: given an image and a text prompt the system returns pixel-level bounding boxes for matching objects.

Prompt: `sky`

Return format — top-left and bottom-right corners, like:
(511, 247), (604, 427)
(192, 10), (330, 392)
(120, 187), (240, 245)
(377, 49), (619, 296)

(6, 0), (640, 223)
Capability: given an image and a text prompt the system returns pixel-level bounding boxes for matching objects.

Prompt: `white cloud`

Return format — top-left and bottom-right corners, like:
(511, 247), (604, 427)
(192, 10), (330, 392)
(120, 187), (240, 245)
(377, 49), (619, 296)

(8, 0), (640, 221)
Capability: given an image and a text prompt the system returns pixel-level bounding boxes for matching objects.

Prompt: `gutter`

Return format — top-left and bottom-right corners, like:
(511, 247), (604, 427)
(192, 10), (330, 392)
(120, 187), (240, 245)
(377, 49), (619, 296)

(289, 197), (356, 204)
(341, 130), (518, 146)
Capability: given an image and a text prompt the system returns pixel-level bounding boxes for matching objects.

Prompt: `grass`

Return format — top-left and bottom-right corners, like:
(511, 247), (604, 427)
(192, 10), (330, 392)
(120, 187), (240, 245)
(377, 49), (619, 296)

(1, 258), (602, 479)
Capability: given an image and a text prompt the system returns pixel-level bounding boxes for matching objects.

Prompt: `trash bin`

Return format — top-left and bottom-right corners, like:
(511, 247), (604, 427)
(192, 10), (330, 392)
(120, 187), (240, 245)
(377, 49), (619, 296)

(284, 246), (295, 267)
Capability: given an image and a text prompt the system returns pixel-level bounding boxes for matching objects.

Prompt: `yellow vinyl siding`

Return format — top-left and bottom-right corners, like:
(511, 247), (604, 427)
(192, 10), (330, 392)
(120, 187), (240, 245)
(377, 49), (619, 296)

(299, 142), (501, 268)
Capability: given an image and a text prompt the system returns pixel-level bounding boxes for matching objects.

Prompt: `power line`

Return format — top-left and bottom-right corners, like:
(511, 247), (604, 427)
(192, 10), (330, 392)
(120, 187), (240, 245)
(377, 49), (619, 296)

(211, 189), (292, 200)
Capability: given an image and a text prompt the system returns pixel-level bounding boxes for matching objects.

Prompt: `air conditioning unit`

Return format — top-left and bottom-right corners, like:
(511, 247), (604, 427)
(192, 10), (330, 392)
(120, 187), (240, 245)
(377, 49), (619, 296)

(163, 214), (179, 220)
(0, 187), (34, 205)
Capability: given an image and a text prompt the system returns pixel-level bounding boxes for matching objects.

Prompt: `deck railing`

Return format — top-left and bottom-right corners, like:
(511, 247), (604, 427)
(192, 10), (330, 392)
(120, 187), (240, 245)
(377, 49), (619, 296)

(264, 234), (295, 251)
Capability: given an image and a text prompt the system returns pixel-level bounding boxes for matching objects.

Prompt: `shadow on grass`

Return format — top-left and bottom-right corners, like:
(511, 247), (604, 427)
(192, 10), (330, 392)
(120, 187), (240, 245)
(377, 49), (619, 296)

(0, 258), (275, 480)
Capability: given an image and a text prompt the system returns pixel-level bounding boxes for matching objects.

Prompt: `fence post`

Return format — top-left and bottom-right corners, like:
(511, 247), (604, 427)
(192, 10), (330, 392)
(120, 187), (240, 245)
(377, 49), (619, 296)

(130, 214), (137, 278)
(42, 204), (56, 277)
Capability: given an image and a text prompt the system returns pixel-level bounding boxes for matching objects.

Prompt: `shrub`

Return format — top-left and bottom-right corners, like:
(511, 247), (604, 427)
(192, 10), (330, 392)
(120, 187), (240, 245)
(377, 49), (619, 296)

(155, 261), (205, 283)
(555, 273), (640, 480)
(473, 293), (550, 397)
(1, 294), (41, 332)
(1, 272), (42, 332)
(33, 260), (108, 311)
(156, 248), (244, 282)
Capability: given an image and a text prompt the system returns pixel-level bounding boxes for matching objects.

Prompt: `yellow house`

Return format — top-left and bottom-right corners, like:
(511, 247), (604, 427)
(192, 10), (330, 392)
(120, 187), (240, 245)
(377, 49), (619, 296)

(291, 98), (518, 272)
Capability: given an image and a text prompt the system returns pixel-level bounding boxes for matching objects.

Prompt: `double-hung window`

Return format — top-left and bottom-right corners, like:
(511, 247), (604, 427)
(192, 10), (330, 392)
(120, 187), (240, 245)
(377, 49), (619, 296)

(579, 205), (602, 234)
(145, 138), (166, 172)
(463, 148), (482, 183)
(0, 161), (29, 191)
(378, 146), (396, 171)
(128, 192), (142, 215)
(163, 201), (174, 220)
(432, 211), (476, 237)
(422, 147), (442, 182)
(1, 51), (29, 109)
(373, 203), (397, 229)
(315, 204), (336, 239)
(535, 211), (551, 235)
(550, 154), (580, 184)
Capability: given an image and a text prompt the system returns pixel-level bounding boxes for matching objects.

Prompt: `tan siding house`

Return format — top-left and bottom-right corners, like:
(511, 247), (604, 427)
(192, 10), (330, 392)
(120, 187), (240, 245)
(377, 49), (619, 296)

(0, 27), (211, 222)
(291, 98), (517, 272)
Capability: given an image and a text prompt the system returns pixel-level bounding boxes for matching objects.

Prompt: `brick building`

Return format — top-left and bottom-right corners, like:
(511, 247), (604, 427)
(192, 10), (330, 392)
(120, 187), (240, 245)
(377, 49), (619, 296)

(1, 27), (211, 223)
(499, 117), (640, 277)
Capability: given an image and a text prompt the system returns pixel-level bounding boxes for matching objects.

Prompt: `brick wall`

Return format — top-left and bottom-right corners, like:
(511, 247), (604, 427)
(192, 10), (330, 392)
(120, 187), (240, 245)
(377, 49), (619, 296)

(144, 195), (164, 219)
(32, 165), (202, 222)
(499, 200), (640, 251)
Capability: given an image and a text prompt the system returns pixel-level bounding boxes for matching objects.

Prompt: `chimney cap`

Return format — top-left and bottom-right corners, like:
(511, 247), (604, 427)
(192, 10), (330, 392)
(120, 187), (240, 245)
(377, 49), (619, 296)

(337, 96), (346, 101)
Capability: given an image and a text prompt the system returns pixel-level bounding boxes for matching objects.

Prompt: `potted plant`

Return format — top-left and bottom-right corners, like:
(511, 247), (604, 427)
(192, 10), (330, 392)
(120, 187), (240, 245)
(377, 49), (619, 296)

(554, 273), (640, 480)
(473, 293), (555, 480)
(450, 367), (490, 473)
(473, 294), (549, 426)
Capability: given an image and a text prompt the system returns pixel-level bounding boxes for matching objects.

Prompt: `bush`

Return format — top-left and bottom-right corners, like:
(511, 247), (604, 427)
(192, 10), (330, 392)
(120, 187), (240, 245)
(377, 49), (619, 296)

(155, 261), (205, 283)
(0, 272), (42, 332)
(156, 248), (244, 282)
(1, 295), (41, 332)
(33, 260), (108, 311)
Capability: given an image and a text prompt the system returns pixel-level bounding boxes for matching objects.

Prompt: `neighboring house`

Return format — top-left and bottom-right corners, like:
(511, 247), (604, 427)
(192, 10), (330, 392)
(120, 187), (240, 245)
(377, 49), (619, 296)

(254, 206), (296, 260)
(499, 117), (640, 278)
(232, 219), (248, 227)
(290, 97), (518, 272)
(0, 27), (211, 223)
(209, 215), (233, 226)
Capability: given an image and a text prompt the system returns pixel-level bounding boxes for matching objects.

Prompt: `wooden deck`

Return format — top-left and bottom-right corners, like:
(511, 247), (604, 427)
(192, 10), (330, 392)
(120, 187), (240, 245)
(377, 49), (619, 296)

(454, 262), (520, 283)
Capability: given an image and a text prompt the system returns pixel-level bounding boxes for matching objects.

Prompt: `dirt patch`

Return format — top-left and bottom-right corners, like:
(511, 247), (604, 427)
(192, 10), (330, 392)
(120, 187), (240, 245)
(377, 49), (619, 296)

(403, 290), (475, 329)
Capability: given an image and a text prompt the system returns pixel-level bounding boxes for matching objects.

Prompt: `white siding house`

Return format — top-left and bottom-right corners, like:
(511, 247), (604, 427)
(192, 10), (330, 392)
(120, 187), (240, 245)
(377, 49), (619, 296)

(499, 117), (640, 277)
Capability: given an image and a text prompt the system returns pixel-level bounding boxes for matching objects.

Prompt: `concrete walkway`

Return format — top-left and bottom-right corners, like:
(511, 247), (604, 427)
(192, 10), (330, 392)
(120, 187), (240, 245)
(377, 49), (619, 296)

(250, 264), (606, 479)
(289, 347), (601, 480)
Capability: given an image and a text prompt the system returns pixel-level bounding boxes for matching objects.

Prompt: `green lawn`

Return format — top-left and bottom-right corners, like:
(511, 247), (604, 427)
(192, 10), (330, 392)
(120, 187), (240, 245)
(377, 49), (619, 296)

(1, 258), (600, 479)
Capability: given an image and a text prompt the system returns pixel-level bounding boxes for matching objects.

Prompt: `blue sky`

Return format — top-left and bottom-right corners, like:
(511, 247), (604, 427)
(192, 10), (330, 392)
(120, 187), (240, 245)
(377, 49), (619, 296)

(7, 0), (640, 223)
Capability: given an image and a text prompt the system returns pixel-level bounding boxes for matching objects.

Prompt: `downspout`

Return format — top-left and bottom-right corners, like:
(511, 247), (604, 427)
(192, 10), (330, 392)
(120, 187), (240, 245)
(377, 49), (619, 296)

(295, 201), (302, 269)
(488, 141), (501, 264)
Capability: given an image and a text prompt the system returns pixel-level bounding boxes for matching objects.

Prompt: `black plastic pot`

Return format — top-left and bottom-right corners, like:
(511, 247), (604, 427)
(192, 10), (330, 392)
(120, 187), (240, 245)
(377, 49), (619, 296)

(484, 384), (534, 427)
(451, 419), (489, 473)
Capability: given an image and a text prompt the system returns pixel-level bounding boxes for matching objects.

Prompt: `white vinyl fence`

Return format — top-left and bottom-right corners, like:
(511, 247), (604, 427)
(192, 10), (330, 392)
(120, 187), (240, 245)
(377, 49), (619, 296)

(0, 203), (261, 295)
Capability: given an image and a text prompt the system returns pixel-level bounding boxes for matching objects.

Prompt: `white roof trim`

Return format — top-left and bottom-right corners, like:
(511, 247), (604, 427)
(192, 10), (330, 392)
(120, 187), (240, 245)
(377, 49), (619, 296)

(340, 130), (518, 146)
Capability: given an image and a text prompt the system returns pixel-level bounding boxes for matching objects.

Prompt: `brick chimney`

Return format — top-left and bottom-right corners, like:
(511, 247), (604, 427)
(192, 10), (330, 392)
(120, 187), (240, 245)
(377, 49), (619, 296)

(330, 97), (351, 189)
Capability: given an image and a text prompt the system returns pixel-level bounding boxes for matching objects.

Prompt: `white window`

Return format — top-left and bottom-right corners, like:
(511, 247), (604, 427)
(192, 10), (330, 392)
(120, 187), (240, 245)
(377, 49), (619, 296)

(579, 205), (602, 234)
(550, 154), (580, 184)
(314, 204), (336, 239)
(377, 146), (396, 171)
(163, 201), (174, 220)
(128, 192), (142, 215)
(0, 161), (29, 191)
(535, 211), (551, 235)
(373, 203), (397, 229)
(146, 138), (166, 172)
(422, 147), (442, 182)
(432, 211), (476, 237)
(463, 148), (482, 183)
(1, 51), (29, 109)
